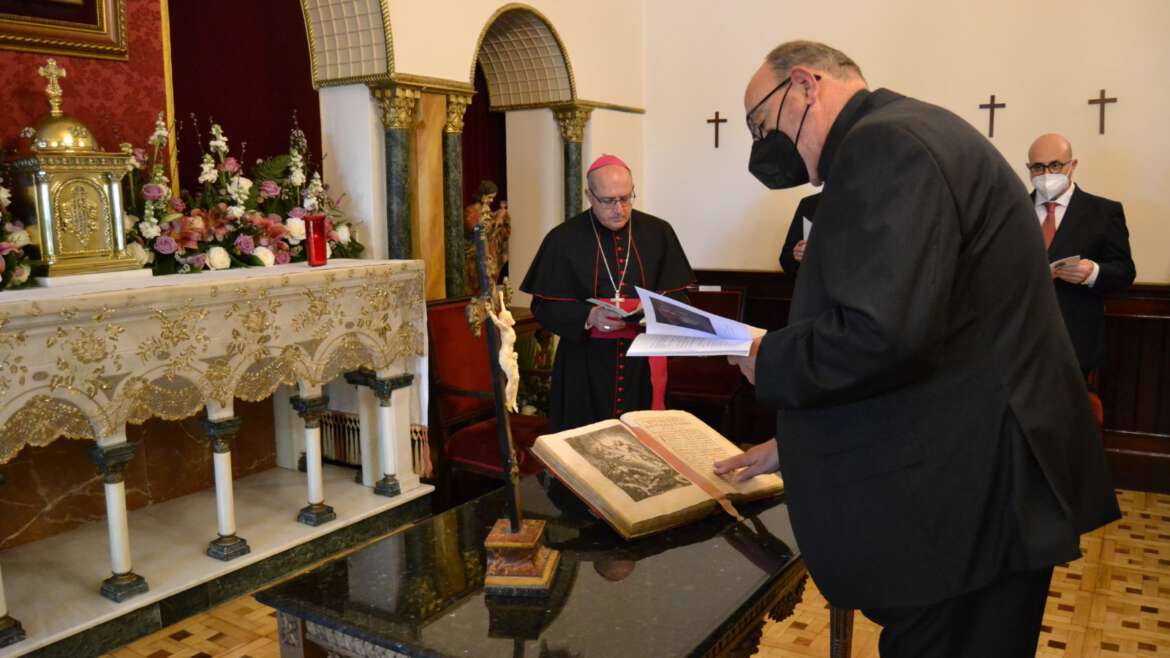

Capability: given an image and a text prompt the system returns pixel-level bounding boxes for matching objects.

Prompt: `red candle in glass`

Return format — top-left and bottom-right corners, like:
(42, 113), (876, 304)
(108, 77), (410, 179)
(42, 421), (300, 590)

(305, 214), (328, 267)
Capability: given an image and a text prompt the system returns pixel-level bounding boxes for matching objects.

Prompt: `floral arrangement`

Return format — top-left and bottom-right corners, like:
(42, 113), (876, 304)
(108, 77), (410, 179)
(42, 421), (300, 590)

(123, 115), (364, 275)
(0, 153), (33, 290)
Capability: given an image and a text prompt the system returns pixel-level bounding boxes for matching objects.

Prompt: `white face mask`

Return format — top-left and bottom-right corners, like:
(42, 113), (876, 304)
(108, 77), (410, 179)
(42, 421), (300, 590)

(1032, 173), (1070, 201)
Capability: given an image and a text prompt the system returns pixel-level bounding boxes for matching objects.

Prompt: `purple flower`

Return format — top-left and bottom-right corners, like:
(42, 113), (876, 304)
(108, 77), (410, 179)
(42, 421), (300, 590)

(187, 253), (207, 270)
(142, 183), (165, 201)
(153, 235), (178, 255)
(275, 250), (291, 265)
(132, 147), (148, 165)
(223, 156), (241, 174)
(288, 206), (307, 219)
(234, 234), (255, 255)
(259, 180), (280, 199)
(170, 197), (187, 212)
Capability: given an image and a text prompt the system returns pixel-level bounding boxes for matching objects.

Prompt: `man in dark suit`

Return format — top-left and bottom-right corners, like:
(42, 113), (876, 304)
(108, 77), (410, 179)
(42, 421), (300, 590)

(717, 41), (1119, 656)
(778, 192), (820, 274)
(1027, 133), (1136, 377)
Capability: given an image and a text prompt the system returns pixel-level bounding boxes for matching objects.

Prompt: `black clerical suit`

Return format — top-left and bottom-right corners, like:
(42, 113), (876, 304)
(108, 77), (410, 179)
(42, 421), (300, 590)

(1038, 185), (1136, 373)
(753, 89), (1119, 654)
(778, 192), (820, 275)
(521, 209), (694, 432)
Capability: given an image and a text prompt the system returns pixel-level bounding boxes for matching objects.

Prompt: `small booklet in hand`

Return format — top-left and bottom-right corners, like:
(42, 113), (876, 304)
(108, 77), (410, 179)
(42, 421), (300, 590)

(530, 410), (783, 539)
(1050, 255), (1081, 270)
(625, 287), (765, 357)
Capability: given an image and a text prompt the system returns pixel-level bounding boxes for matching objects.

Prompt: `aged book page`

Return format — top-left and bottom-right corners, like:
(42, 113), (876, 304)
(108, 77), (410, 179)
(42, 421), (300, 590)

(621, 410), (782, 498)
(531, 419), (714, 538)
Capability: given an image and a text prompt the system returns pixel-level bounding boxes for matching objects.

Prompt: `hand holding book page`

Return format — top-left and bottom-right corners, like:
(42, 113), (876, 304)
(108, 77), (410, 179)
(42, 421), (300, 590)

(587, 297), (643, 319)
(625, 287), (766, 357)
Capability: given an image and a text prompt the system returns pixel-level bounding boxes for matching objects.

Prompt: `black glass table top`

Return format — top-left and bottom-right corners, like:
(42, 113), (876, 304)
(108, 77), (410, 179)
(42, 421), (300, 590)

(256, 476), (801, 658)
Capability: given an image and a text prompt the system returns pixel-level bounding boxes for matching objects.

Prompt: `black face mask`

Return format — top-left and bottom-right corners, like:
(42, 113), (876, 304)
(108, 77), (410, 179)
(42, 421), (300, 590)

(748, 78), (811, 189)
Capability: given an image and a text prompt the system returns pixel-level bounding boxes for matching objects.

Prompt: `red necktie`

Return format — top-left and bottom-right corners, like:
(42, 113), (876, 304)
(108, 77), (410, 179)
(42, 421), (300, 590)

(1042, 202), (1058, 249)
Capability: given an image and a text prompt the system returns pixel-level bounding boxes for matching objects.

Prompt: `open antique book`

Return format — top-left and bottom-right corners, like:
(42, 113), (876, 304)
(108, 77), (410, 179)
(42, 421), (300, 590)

(531, 410), (783, 539)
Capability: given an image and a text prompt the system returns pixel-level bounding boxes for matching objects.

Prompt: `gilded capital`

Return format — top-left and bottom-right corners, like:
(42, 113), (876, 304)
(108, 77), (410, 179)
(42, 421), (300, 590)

(554, 106), (593, 144)
(374, 86), (421, 131)
(445, 94), (473, 134)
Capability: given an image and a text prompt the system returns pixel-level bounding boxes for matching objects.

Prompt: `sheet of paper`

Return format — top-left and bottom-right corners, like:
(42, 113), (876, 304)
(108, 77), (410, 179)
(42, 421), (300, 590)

(626, 333), (753, 357)
(802, 217), (813, 242)
(1050, 255), (1081, 270)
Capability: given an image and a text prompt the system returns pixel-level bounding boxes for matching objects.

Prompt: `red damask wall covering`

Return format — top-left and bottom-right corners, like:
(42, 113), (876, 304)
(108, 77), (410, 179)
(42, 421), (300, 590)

(0, 0), (167, 152)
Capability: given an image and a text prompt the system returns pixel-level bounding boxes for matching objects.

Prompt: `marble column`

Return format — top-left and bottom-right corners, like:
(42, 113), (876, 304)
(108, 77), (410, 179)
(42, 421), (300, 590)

(554, 105), (593, 221)
(443, 93), (472, 298)
(289, 394), (336, 526)
(346, 369), (414, 497)
(86, 442), (149, 602)
(0, 475), (25, 648)
(200, 412), (251, 561)
(374, 86), (421, 259)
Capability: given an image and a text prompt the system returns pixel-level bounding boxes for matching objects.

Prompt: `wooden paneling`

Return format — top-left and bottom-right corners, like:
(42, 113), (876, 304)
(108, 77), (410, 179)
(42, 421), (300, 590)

(695, 270), (1170, 492)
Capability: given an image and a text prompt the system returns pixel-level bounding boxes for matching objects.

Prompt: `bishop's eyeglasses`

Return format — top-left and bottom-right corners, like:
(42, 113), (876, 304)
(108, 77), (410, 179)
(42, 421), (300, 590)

(1026, 160), (1071, 175)
(592, 192), (636, 209)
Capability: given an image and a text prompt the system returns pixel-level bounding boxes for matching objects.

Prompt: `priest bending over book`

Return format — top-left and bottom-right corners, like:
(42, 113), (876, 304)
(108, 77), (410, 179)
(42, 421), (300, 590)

(521, 154), (694, 432)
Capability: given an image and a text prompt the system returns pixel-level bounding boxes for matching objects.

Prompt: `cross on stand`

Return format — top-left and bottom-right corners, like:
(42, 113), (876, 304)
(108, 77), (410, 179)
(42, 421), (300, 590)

(1088, 89), (1118, 135)
(707, 111), (728, 148)
(978, 94), (1005, 138)
(37, 58), (67, 116)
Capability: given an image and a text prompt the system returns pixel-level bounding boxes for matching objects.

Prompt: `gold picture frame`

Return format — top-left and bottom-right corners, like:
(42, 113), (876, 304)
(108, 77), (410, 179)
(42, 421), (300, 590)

(0, 0), (127, 61)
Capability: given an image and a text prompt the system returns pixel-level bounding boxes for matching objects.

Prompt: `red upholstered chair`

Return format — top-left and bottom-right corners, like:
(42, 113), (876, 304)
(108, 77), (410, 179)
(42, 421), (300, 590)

(666, 287), (747, 437)
(427, 297), (548, 481)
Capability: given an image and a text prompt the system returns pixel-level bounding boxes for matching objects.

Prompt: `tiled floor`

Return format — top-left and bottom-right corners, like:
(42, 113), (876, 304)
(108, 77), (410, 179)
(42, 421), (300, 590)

(756, 490), (1170, 658)
(105, 490), (1170, 658)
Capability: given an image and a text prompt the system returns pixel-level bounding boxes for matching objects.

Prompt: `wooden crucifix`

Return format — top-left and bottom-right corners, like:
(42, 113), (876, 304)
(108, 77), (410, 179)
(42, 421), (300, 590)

(978, 94), (1006, 138)
(707, 111), (728, 148)
(1088, 89), (1118, 135)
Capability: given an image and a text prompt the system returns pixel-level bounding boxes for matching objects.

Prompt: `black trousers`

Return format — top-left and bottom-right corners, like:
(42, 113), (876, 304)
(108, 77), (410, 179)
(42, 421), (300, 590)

(860, 567), (1053, 658)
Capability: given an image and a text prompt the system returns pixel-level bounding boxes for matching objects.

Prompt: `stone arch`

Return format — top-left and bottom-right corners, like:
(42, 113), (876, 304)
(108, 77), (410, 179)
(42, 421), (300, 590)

(299, 0), (394, 88)
(470, 4), (577, 109)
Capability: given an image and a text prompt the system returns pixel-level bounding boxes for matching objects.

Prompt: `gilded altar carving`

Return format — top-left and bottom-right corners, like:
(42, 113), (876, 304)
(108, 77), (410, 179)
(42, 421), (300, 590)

(0, 261), (427, 464)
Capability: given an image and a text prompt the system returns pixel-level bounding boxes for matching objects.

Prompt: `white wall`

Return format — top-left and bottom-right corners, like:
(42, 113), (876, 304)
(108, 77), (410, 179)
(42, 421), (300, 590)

(319, 85), (387, 260)
(643, 0), (1170, 282)
(506, 109), (564, 308)
(388, 0), (644, 107)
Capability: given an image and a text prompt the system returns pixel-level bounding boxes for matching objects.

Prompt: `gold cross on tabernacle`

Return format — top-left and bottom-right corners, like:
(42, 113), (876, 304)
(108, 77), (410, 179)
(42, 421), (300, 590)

(38, 58), (67, 117)
(1088, 89), (1118, 135)
(978, 94), (1005, 138)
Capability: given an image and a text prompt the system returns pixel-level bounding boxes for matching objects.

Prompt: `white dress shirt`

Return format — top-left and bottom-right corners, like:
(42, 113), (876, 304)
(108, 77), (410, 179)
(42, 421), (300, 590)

(1035, 182), (1099, 287)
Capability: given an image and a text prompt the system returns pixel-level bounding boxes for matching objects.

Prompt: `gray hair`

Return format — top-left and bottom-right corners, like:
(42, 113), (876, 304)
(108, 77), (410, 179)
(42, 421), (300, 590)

(765, 40), (865, 83)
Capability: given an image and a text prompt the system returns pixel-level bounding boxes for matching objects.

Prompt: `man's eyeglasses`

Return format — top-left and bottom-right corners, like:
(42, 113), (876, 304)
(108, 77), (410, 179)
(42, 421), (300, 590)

(591, 192), (636, 209)
(745, 74), (821, 141)
(1027, 160), (1071, 175)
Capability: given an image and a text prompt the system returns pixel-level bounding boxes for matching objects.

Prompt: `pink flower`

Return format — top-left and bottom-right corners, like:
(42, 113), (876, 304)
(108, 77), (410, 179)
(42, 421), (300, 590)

(259, 180), (280, 199)
(170, 197), (187, 212)
(275, 250), (291, 265)
(0, 242), (14, 257)
(153, 235), (178, 255)
(186, 253), (207, 270)
(132, 148), (148, 166)
(288, 206), (306, 219)
(234, 234), (255, 255)
(142, 183), (165, 201)
(223, 157), (241, 174)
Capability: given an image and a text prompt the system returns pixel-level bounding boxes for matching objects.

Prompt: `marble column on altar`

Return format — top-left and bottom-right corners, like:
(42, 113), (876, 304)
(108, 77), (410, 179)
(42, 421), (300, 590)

(0, 474), (25, 648)
(443, 93), (472, 297)
(554, 105), (593, 221)
(200, 402), (251, 561)
(290, 391), (336, 526)
(345, 370), (415, 497)
(86, 438), (149, 602)
(375, 86), (421, 259)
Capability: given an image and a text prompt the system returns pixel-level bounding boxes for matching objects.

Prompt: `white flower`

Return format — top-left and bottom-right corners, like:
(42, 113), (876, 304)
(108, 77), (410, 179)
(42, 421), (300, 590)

(0, 185), (10, 211)
(10, 264), (30, 286)
(124, 242), (150, 267)
(209, 124), (228, 155)
(285, 217), (305, 244)
(303, 172), (325, 211)
(149, 113), (168, 147)
(198, 154), (218, 184)
(288, 151), (306, 187)
(7, 229), (30, 248)
(123, 213), (140, 233)
(189, 216), (205, 231)
(207, 246), (231, 270)
(253, 245), (275, 267)
(335, 224), (351, 245)
(326, 242), (332, 258)
(227, 176), (252, 204)
(137, 221), (161, 239)
(226, 205), (245, 219)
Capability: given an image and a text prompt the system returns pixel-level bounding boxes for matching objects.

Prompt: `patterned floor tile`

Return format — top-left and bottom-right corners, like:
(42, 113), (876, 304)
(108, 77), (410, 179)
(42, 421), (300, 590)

(1083, 627), (1170, 656)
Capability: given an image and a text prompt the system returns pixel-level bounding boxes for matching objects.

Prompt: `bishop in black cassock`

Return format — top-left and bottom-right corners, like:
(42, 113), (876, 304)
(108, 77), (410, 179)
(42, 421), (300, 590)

(521, 155), (694, 432)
